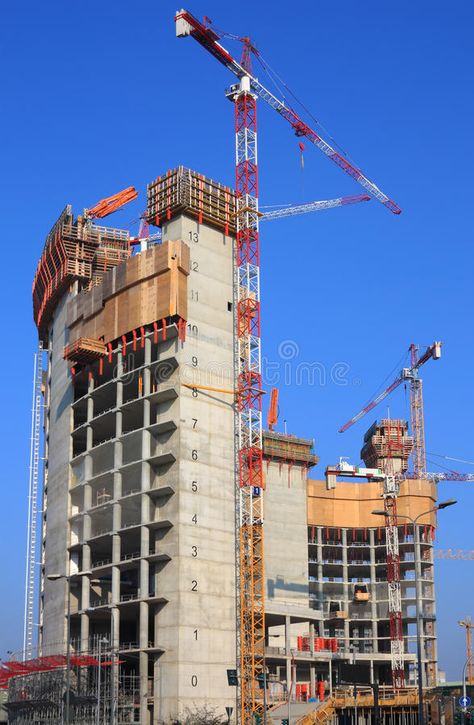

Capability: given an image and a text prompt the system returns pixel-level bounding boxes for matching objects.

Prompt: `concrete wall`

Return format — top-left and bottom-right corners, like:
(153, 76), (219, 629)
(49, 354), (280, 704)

(264, 461), (309, 606)
(40, 293), (73, 653)
(156, 215), (237, 723)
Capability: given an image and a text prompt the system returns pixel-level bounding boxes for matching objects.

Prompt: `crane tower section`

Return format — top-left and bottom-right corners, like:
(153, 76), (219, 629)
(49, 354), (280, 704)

(231, 74), (266, 725)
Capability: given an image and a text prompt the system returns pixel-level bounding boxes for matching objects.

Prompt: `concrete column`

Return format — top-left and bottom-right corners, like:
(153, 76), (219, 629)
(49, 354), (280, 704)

(112, 567), (120, 606)
(86, 424), (93, 451)
(342, 529), (350, 645)
(142, 429), (151, 461)
(83, 513), (91, 541)
(310, 664), (316, 699)
(87, 395), (94, 422)
(116, 380), (123, 408)
(80, 613), (89, 653)
(370, 529), (378, 651)
(141, 526), (150, 560)
(317, 527), (323, 613)
(309, 622), (315, 656)
(84, 453), (93, 481)
(140, 556), (149, 600)
(112, 534), (121, 563)
(112, 503), (121, 535)
(113, 472), (122, 501)
(141, 461), (151, 493)
(115, 431), (123, 476)
(84, 483), (92, 511)
(140, 600), (149, 648)
(116, 409), (122, 438)
(144, 336), (152, 366)
(139, 649), (149, 725)
(82, 543), (91, 571)
(86, 378), (94, 450)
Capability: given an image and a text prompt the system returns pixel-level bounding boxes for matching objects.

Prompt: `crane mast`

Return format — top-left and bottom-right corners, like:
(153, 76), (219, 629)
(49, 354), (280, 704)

(231, 74), (266, 723)
(383, 432), (405, 688)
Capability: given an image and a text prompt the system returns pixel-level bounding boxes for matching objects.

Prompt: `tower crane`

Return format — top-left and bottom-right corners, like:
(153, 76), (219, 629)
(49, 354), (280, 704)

(339, 341), (442, 479)
(175, 10), (400, 722)
(338, 342), (441, 688)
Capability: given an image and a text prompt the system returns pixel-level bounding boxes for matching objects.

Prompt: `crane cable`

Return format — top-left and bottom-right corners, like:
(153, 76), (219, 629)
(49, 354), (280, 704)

(253, 51), (353, 163)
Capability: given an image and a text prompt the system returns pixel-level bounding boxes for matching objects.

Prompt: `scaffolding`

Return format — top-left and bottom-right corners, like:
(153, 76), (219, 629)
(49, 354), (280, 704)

(32, 206), (130, 344)
(361, 419), (414, 472)
(3, 642), (140, 724)
(23, 341), (44, 661)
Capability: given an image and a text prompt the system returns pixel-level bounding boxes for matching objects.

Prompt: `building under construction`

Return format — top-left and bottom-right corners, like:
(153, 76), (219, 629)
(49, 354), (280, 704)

(2, 164), (446, 724)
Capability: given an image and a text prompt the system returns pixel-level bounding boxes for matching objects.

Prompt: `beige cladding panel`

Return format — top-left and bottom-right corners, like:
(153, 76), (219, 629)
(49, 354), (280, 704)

(67, 240), (189, 345)
(307, 478), (437, 528)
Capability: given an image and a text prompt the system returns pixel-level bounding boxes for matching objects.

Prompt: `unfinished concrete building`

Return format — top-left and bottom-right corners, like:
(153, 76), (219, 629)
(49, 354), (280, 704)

(16, 166), (439, 724)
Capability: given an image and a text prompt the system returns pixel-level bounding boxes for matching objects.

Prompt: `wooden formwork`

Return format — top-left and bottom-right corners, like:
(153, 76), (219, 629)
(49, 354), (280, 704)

(33, 206), (130, 344)
(262, 431), (320, 467)
(361, 418), (414, 470)
(146, 166), (237, 234)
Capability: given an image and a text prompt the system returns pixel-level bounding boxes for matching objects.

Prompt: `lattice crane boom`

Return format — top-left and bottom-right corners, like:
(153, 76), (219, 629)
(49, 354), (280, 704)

(261, 194), (370, 220)
(339, 341), (442, 479)
(175, 9), (401, 214)
(404, 471), (474, 482)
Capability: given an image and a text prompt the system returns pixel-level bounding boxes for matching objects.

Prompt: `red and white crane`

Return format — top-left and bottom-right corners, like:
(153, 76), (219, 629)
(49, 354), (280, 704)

(339, 341), (442, 479)
(339, 342), (441, 688)
(175, 9), (400, 721)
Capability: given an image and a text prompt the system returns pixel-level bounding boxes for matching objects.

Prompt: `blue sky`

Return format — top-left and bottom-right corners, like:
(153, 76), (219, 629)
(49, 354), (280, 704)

(1, 0), (473, 679)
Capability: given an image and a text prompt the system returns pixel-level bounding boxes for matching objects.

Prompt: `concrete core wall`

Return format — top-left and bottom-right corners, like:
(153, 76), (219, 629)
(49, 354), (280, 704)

(264, 461), (309, 606)
(40, 293), (73, 653)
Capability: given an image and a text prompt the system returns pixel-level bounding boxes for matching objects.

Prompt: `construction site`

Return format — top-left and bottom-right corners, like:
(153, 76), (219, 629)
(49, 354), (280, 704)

(3, 8), (473, 725)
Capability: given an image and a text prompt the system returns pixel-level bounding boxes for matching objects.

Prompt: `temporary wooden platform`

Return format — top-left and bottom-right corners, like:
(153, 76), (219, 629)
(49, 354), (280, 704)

(63, 337), (107, 365)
